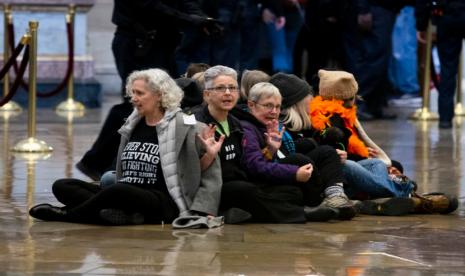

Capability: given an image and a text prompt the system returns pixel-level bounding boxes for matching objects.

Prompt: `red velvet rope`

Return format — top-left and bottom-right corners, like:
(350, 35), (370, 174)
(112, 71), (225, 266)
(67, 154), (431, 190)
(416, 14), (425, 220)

(0, 41), (25, 80)
(8, 20), (74, 98)
(0, 45), (29, 107)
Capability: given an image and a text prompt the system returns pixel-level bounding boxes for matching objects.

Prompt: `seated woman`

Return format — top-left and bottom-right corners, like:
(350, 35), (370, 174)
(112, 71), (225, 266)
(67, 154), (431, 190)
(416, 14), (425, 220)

(29, 69), (222, 225)
(309, 69), (458, 215)
(240, 82), (356, 220)
(195, 65), (337, 223)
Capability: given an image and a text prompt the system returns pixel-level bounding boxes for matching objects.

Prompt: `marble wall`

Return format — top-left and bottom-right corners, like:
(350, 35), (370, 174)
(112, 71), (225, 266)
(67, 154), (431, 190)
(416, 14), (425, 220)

(0, 0), (104, 107)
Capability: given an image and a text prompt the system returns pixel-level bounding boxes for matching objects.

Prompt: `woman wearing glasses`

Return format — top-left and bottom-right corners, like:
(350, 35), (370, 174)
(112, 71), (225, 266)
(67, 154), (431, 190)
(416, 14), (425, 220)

(195, 65), (335, 223)
(240, 81), (356, 221)
(29, 69), (222, 225)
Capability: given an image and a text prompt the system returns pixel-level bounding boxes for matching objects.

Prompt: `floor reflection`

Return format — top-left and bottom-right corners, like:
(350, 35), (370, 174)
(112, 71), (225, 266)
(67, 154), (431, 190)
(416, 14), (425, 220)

(0, 99), (464, 274)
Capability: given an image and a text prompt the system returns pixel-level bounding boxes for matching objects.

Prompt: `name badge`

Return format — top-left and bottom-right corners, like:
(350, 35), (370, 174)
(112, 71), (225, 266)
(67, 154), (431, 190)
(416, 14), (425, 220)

(183, 114), (197, 125)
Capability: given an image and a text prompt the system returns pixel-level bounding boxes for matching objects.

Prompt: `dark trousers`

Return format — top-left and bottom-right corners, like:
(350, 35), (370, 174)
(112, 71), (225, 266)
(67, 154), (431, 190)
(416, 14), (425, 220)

(343, 5), (396, 115)
(220, 180), (306, 223)
(52, 179), (179, 224)
(79, 102), (133, 175)
(282, 145), (345, 206)
(436, 14), (465, 122)
(175, 26), (212, 76)
(112, 30), (179, 99)
(211, 1), (260, 72)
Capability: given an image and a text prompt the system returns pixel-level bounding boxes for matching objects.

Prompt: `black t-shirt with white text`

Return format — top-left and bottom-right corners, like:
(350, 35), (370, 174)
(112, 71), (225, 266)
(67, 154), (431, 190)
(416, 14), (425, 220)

(119, 120), (167, 192)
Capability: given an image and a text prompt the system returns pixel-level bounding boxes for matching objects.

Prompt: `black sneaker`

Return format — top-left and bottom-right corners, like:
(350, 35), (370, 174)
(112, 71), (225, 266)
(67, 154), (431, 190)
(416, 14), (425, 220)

(304, 206), (339, 222)
(29, 203), (69, 221)
(360, 197), (414, 216)
(223, 208), (252, 224)
(99, 209), (145, 225)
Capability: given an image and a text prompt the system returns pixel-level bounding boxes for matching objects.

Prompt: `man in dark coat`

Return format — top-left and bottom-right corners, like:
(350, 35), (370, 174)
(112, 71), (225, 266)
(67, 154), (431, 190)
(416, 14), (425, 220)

(415, 0), (465, 129)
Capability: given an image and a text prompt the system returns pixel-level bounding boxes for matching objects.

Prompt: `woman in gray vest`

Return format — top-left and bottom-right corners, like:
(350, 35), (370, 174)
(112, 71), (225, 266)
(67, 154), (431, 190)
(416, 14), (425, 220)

(29, 69), (222, 225)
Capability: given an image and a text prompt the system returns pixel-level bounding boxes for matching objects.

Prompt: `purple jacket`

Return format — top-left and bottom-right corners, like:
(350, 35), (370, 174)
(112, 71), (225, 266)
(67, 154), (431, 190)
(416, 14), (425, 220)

(240, 120), (299, 184)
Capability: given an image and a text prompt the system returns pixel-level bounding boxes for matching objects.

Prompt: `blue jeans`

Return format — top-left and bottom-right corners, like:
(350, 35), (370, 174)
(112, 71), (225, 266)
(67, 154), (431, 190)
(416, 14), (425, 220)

(343, 159), (414, 199)
(265, 14), (302, 73)
(389, 7), (419, 95)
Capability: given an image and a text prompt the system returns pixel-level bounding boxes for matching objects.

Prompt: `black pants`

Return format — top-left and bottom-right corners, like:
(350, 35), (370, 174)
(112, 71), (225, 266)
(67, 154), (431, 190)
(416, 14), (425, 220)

(220, 180), (306, 223)
(436, 13), (465, 123)
(52, 179), (179, 224)
(79, 102), (133, 176)
(343, 5), (396, 116)
(281, 145), (345, 206)
(112, 30), (178, 98)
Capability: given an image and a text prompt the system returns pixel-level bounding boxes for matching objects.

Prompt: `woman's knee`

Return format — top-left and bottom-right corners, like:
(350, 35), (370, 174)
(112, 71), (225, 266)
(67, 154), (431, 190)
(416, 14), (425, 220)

(52, 178), (78, 196)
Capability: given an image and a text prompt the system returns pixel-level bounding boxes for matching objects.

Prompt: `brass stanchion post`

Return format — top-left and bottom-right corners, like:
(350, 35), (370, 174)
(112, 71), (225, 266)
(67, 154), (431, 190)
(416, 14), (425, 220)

(410, 20), (439, 120)
(0, 4), (22, 113)
(12, 21), (53, 153)
(56, 4), (85, 113)
(454, 50), (465, 116)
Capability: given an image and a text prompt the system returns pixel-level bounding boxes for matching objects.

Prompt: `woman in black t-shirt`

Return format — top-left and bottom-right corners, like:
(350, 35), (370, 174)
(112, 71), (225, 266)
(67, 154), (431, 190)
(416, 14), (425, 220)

(29, 69), (222, 225)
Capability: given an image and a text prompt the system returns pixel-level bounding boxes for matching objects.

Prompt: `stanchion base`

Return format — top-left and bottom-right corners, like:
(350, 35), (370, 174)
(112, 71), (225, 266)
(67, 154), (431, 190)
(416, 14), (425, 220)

(409, 108), (439, 120)
(455, 103), (465, 116)
(0, 101), (22, 113)
(12, 151), (52, 161)
(56, 99), (86, 112)
(11, 137), (53, 153)
(56, 109), (85, 119)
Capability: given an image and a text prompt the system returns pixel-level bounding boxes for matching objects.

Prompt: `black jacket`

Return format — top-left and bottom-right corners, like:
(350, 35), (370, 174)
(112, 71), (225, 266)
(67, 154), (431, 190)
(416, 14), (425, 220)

(112, 0), (205, 35)
(415, 0), (465, 31)
(356, 0), (414, 14)
(194, 105), (248, 182)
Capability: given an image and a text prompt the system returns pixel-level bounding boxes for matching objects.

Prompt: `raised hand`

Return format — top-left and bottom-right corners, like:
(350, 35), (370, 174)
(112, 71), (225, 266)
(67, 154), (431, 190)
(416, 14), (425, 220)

(198, 124), (225, 157)
(296, 163), (313, 182)
(264, 119), (284, 154)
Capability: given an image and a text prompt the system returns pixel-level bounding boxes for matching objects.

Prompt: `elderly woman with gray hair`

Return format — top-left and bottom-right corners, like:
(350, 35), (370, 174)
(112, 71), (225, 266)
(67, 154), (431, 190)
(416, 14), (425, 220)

(29, 69), (222, 226)
(240, 82), (357, 221)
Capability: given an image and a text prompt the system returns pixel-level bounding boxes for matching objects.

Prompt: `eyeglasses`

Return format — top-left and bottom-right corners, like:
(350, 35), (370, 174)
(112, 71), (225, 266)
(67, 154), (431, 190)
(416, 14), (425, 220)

(207, 85), (239, 93)
(256, 102), (281, 111)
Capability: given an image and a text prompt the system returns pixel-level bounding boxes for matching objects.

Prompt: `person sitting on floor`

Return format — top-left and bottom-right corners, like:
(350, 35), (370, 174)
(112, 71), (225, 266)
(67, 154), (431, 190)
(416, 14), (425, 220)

(29, 69), (223, 226)
(239, 82), (357, 220)
(309, 69), (458, 215)
(194, 65), (337, 223)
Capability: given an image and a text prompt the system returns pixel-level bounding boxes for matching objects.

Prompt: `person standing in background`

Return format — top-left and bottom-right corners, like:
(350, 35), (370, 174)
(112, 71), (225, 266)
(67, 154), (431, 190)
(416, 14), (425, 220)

(416, 0), (465, 129)
(76, 1), (221, 180)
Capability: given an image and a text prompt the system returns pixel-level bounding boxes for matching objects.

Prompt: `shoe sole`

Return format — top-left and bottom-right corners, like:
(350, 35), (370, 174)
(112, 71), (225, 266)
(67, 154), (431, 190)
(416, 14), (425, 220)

(361, 198), (414, 216)
(99, 209), (144, 225)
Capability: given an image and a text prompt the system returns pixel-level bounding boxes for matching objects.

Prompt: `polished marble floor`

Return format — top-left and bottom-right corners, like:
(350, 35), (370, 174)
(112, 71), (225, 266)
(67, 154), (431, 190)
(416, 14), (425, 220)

(1, 97), (464, 275)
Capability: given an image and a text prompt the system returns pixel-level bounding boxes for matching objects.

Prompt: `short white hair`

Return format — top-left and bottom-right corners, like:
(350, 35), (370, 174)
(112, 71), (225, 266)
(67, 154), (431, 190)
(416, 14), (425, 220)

(248, 82), (281, 103)
(204, 65), (237, 90)
(126, 69), (183, 111)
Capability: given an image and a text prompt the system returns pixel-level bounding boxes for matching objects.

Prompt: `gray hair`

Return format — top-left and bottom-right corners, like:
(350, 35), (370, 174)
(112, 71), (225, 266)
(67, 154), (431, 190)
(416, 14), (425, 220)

(126, 69), (184, 111)
(248, 82), (281, 103)
(203, 65), (237, 89)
